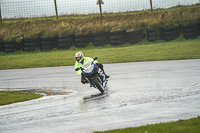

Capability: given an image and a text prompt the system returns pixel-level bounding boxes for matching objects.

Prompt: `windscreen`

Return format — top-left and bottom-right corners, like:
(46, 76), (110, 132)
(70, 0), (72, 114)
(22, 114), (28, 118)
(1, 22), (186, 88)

(82, 61), (91, 68)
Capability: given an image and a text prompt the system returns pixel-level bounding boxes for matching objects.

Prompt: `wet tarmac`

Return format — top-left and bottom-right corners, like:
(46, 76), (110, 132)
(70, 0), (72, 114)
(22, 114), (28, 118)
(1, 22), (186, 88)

(0, 59), (200, 133)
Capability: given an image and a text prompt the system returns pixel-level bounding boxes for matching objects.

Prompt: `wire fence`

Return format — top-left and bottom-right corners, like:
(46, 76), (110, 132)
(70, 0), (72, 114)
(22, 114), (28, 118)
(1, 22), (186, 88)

(0, 0), (199, 20)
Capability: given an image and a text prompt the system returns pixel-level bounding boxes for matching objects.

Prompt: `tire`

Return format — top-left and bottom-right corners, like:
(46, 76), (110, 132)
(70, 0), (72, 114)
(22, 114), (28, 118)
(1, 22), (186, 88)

(58, 34), (74, 39)
(184, 31), (199, 39)
(4, 40), (21, 52)
(74, 34), (90, 38)
(93, 78), (104, 93)
(4, 49), (17, 52)
(164, 35), (179, 41)
(58, 43), (73, 50)
(23, 38), (40, 43)
(129, 38), (143, 44)
(163, 26), (180, 32)
(93, 40), (108, 47)
(0, 42), (4, 52)
(126, 29), (143, 37)
(148, 36), (159, 42)
(148, 32), (157, 37)
(4, 40), (16, 44)
(185, 36), (199, 40)
(110, 30), (126, 36)
(164, 30), (180, 37)
(126, 32), (145, 42)
(183, 26), (200, 33)
(146, 28), (156, 32)
(110, 40), (125, 46)
(40, 36), (57, 41)
(41, 45), (52, 51)
(23, 43), (39, 51)
(23, 43), (38, 47)
(41, 41), (54, 45)
(183, 22), (200, 29)
(4, 44), (18, 49)
(109, 35), (125, 40)
(23, 47), (37, 51)
(75, 42), (88, 48)
(92, 31), (109, 37)
(75, 38), (91, 43)
(58, 38), (73, 43)
(93, 36), (108, 42)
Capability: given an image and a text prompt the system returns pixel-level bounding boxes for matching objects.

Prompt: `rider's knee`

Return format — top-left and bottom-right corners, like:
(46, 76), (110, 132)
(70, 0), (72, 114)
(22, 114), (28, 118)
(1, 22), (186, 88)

(96, 63), (103, 69)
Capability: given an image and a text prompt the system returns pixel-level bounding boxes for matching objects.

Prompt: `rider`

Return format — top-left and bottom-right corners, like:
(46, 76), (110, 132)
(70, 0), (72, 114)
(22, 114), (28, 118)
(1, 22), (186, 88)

(74, 51), (109, 84)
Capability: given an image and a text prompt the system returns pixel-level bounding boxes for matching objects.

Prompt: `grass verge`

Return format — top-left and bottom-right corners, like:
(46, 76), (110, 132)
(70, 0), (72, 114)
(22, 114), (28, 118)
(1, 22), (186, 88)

(0, 37), (200, 70)
(0, 91), (43, 106)
(94, 116), (200, 133)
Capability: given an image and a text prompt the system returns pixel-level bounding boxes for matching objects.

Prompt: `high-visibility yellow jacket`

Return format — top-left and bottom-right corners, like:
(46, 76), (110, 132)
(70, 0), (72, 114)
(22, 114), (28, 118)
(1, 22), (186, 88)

(74, 57), (98, 76)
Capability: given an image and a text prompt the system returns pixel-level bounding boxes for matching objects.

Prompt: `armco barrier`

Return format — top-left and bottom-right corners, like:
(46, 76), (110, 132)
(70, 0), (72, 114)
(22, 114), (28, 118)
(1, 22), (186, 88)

(57, 34), (74, 50)
(109, 30), (126, 46)
(92, 31), (109, 47)
(1, 22), (200, 53)
(23, 38), (40, 51)
(182, 22), (200, 40)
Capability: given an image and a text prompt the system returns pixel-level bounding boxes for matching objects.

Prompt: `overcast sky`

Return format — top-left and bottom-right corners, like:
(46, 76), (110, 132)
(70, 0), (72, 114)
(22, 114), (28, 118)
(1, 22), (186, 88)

(0, 0), (35, 3)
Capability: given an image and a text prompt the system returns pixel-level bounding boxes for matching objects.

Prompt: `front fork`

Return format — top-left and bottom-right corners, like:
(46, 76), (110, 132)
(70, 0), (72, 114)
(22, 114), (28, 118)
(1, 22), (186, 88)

(89, 73), (103, 88)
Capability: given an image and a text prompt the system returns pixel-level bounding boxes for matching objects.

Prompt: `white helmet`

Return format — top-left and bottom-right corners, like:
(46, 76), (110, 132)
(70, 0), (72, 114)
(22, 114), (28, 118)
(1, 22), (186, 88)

(75, 51), (84, 63)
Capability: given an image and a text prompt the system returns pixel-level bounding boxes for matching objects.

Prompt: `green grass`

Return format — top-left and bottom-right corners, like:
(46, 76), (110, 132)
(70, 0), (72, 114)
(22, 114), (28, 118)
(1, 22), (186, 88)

(0, 4), (200, 41)
(94, 116), (200, 133)
(0, 91), (43, 106)
(0, 37), (200, 70)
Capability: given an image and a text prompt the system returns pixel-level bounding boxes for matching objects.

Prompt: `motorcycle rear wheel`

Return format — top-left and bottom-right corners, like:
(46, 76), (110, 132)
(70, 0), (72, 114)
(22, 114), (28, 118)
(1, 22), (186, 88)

(93, 78), (104, 93)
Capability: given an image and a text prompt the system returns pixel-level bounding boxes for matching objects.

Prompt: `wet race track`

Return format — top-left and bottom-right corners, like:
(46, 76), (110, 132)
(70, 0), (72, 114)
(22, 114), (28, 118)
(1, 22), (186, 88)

(0, 59), (200, 133)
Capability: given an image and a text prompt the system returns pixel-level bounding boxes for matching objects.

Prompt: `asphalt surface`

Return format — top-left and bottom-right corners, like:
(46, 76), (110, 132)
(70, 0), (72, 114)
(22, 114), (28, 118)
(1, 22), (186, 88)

(0, 59), (200, 133)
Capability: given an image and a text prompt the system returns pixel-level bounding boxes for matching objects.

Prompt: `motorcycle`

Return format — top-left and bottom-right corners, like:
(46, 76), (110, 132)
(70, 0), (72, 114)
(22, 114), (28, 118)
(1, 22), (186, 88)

(75, 57), (108, 93)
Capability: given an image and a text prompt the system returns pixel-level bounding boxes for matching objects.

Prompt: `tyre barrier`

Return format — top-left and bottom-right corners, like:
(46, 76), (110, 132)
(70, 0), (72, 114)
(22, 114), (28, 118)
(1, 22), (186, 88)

(4, 40), (22, 53)
(92, 31), (109, 47)
(146, 28), (161, 42)
(74, 34), (92, 48)
(182, 22), (200, 40)
(57, 34), (74, 50)
(126, 29), (145, 44)
(1, 22), (200, 53)
(40, 36), (57, 52)
(0, 41), (4, 52)
(23, 38), (40, 52)
(160, 26), (181, 41)
(109, 30), (126, 46)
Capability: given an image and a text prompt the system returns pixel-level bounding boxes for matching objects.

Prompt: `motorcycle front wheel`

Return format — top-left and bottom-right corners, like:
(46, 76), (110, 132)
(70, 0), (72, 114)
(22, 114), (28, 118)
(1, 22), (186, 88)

(93, 78), (104, 93)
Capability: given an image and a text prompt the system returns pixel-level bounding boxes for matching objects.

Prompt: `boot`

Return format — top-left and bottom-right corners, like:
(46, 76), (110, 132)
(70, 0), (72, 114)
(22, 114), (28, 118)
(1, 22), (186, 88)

(103, 70), (110, 78)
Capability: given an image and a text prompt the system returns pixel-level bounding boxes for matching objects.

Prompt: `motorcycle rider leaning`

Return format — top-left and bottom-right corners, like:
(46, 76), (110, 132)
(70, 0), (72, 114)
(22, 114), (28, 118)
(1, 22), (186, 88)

(74, 51), (109, 84)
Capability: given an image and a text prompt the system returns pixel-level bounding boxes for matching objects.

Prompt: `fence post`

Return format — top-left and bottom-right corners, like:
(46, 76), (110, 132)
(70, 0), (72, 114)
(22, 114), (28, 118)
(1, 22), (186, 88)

(54, 0), (58, 20)
(0, 4), (2, 24)
(150, 0), (153, 12)
(98, 0), (103, 22)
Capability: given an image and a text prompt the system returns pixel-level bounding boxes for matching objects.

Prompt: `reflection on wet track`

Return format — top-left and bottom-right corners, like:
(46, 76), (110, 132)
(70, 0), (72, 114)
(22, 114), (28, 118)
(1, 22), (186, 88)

(0, 59), (200, 133)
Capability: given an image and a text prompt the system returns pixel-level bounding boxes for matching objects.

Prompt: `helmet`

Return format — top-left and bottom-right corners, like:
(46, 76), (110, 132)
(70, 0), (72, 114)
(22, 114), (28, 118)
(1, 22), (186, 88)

(75, 51), (84, 62)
